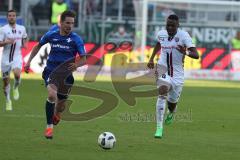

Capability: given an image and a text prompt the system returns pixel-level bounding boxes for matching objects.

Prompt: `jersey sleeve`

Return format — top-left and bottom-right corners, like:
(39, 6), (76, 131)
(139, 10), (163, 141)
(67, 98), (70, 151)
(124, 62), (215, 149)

(156, 30), (164, 42)
(0, 28), (5, 41)
(22, 26), (27, 39)
(183, 31), (195, 48)
(39, 31), (51, 46)
(75, 36), (86, 56)
(156, 30), (167, 45)
(49, 25), (59, 32)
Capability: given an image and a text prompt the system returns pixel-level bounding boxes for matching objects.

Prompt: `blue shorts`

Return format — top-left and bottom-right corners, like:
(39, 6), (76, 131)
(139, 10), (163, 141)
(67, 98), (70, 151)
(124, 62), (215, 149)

(42, 68), (74, 100)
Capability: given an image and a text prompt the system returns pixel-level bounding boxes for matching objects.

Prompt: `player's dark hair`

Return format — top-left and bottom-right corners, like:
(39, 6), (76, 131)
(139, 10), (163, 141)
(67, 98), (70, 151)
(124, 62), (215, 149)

(60, 10), (76, 22)
(167, 14), (179, 21)
(7, 9), (16, 16)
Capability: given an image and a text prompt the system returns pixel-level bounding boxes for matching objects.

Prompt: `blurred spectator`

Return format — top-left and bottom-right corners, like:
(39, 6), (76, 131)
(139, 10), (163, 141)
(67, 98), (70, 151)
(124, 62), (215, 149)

(49, 0), (68, 25)
(231, 31), (240, 50)
(107, 25), (133, 43)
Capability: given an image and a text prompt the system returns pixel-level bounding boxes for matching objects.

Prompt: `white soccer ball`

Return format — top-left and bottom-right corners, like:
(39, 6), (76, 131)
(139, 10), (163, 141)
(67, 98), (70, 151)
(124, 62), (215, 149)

(98, 132), (116, 149)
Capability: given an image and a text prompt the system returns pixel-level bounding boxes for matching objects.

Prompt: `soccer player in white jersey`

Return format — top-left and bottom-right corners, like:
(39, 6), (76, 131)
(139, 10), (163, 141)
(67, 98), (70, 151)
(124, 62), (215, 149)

(147, 14), (199, 138)
(0, 10), (28, 110)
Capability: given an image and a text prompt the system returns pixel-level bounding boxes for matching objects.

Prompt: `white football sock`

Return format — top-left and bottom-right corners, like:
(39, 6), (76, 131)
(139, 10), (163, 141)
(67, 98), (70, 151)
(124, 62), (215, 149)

(156, 96), (166, 128)
(4, 84), (11, 102)
(47, 124), (53, 128)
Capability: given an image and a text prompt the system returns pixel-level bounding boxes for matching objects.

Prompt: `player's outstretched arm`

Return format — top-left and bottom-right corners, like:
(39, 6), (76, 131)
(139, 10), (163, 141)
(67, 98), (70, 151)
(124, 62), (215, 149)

(147, 42), (161, 69)
(24, 43), (42, 73)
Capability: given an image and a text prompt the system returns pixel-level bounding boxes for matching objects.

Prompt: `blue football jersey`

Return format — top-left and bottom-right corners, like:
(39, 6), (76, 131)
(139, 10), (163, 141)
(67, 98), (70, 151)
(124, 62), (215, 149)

(39, 30), (86, 71)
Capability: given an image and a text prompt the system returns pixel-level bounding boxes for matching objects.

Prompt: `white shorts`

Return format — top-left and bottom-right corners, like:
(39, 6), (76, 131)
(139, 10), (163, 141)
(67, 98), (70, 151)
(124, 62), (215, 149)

(156, 65), (183, 103)
(1, 55), (22, 78)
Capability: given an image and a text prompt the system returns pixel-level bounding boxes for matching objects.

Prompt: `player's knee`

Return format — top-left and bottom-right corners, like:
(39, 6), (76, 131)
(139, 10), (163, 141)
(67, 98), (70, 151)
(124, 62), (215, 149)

(48, 95), (56, 102)
(47, 84), (57, 101)
(48, 91), (57, 102)
(158, 85), (169, 96)
(13, 70), (21, 79)
(14, 75), (20, 80)
(13, 68), (21, 74)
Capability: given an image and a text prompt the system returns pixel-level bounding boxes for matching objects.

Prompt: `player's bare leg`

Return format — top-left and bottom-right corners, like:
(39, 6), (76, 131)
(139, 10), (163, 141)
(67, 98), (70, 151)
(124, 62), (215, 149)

(53, 99), (67, 125)
(12, 68), (21, 100)
(44, 84), (57, 139)
(155, 84), (170, 138)
(53, 82), (72, 125)
(2, 75), (12, 110)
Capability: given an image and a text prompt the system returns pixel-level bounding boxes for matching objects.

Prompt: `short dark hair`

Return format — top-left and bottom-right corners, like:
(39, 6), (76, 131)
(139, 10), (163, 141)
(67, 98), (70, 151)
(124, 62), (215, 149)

(60, 10), (76, 22)
(167, 14), (179, 21)
(7, 9), (16, 16)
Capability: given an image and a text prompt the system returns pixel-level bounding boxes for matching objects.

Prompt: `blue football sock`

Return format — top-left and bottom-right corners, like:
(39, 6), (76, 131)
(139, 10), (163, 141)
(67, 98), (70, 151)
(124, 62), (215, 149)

(45, 100), (55, 125)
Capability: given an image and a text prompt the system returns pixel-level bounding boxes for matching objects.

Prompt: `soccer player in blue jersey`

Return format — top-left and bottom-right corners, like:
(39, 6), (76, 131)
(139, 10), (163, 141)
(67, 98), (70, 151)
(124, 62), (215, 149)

(24, 10), (86, 139)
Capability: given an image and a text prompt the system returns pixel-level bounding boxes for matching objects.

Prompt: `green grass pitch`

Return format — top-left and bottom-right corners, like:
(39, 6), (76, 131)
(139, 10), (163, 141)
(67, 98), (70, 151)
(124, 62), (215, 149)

(0, 75), (240, 160)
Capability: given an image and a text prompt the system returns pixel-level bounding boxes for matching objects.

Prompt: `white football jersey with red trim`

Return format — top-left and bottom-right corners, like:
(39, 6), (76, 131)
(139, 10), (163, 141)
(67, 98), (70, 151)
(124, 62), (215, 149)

(156, 29), (195, 85)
